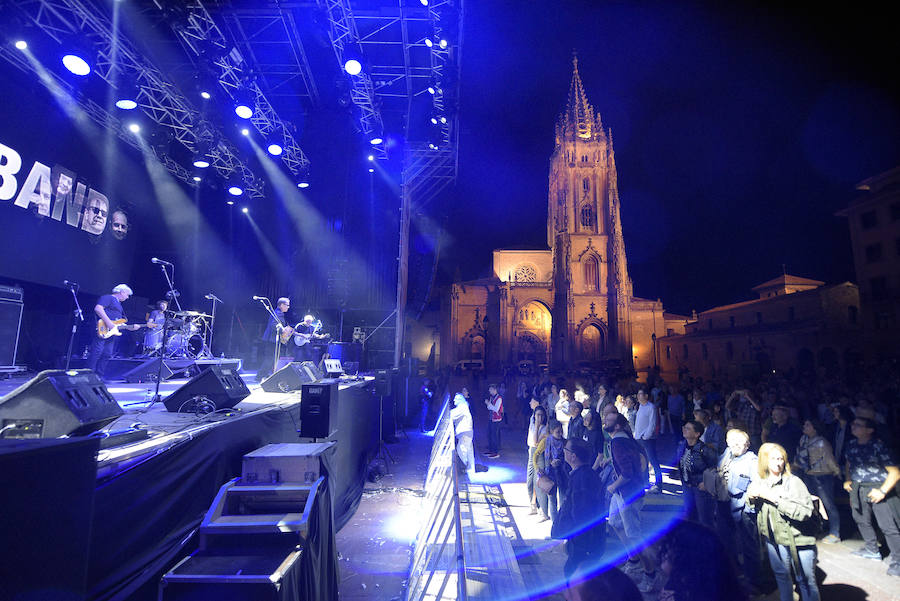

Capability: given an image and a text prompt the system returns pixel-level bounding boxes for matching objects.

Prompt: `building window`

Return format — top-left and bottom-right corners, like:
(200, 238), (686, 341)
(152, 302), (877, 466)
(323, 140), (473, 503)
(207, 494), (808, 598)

(729, 316), (736, 328)
(580, 204), (595, 229)
(582, 178), (589, 192)
(865, 243), (883, 263)
(682, 344), (689, 359)
(870, 276), (888, 299)
(726, 341), (734, 359)
(788, 306), (795, 321)
(666, 328), (674, 336)
(581, 155), (588, 163)
(892, 201), (900, 221)
(860, 210), (878, 230)
(702, 343), (708, 360)
(584, 255), (599, 291)
(666, 345), (671, 360)
(848, 305), (858, 324)
(514, 264), (537, 282)
(756, 312), (763, 325)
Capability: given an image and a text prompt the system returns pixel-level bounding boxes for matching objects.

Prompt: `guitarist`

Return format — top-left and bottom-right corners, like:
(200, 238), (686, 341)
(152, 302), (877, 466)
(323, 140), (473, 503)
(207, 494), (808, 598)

(257, 297), (290, 380)
(294, 314), (326, 362)
(88, 283), (138, 378)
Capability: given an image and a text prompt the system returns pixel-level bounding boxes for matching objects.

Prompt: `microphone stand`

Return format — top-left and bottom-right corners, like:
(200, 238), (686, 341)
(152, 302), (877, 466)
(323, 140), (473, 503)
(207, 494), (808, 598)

(147, 263), (180, 408)
(64, 284), (84, 370)
(206, 293), (222, 357)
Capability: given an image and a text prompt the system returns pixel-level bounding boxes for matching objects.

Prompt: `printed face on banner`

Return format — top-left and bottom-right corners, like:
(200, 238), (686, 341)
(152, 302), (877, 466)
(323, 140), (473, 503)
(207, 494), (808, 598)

(81, 192), (109, 235)
(111, 210), (129, 240)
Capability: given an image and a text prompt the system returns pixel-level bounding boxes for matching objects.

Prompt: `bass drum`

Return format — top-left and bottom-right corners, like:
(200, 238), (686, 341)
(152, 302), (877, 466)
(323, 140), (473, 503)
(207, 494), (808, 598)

(166, 333), (205, 358)
(165, 332), (186, 355)
(187, 334), (205, 358)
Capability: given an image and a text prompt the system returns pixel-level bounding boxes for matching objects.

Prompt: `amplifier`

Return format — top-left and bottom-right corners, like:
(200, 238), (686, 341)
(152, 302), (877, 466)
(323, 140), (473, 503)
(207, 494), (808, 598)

(0, 285), (24, 303)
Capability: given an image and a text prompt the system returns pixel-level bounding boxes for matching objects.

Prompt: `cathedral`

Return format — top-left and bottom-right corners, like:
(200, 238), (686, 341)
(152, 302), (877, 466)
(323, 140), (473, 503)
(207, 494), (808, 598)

(441, 59), (686, 375)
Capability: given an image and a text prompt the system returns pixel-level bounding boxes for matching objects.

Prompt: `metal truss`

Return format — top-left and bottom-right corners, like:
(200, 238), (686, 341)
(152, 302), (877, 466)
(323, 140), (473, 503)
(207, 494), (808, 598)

(153, 0), (311, 177)
(0, 43), (194, 186)
(13, 0), (265, 197)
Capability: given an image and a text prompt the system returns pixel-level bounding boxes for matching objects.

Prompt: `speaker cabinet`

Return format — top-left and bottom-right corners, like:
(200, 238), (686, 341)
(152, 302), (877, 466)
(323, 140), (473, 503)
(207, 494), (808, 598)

(373, 369), (393, 397)
(260, 362), (315, 393)
(0, 295), (24, 367)
(0, 369), (123, 438)
(122, 358), (196, 382)
(164, 365), (250, 413)
(300, 381), (338, 439)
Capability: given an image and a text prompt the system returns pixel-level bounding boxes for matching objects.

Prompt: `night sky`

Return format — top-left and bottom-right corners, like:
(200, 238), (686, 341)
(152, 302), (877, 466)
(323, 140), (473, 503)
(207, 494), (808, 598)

(441, 1), (900, 315)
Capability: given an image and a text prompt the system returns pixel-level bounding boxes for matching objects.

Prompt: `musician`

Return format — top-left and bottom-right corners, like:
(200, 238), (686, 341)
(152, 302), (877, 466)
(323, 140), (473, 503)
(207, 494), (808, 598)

(294, 314), (325, 363)
(257, 297), (290, 380)
(88, 284), (138, 377)
(143, 300), (167, 353)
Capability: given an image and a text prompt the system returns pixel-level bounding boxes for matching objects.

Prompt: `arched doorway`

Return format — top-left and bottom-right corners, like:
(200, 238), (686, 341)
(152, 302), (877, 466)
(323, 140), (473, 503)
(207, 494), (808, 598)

(579, 323), (604, 362)
(515, 300), (551, 365)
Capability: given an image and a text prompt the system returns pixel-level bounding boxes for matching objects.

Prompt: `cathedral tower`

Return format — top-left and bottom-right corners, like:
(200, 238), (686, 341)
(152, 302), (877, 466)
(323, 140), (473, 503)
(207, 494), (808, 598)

(548, 57), (633, 367)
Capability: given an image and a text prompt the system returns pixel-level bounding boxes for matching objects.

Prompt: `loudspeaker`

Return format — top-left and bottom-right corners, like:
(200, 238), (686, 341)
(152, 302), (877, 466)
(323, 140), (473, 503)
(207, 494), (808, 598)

(0, 369), (123, 438)
(300, 381), (338, 438)
(260, 362), (315, 393)
(374, 369), (392, 397)
(0, 295), (24, 367)
(122, 358), (196, 382)
(300, 361), (323, 381)
(164, 365), (250, 413)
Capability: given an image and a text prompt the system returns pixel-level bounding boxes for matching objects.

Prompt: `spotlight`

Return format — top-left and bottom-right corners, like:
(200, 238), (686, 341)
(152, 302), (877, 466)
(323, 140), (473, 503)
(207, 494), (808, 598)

(62, 53), (91, 76)
(201, 91), (211, 100)
(369, 136), (383, 145)
(127, 122), (141, 133)
(233, 90), (254, 119)
(297, 181), (309, 189)
(235, 104), (253, 119)
(15, 40), (28, 51)
(420, 0), (428, 5)
(439, 39), (448, 49)
(427, 85), (436, 95)
(193, 139), (213, 168)
(368, 168), (374, 173)
(424, 38), (433, 48)
(193, 158), (210, 168)
(115, 74), (139, 110)
(228, 185), (244, 196)
(430, 116), (438, 125)
(192, 175), (202, 182)
(267, 143), (283, 156)
(241, 207), (249, 214)
(226, 200), (234, 205)
(240, 127), (250, 136)
(367, 154), (374, 162)
(344, 59), (362, 75)
(440, 116), (447, 124)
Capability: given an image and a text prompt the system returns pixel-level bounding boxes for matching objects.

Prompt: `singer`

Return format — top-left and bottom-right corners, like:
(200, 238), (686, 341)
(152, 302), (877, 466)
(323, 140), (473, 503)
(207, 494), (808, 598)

(257, 296), (290, 380)
(87, 283), (137, 377)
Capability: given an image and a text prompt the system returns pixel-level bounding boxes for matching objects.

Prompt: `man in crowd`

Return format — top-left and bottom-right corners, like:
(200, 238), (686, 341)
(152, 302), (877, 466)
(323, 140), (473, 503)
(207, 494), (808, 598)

(451, 387), (476, 479)
(695, 408), (724, 454)
(727, 388), (762, 449)
(554, 438), (604, 578)
(844, 416), (900, 577)
(484, 384), (504, 458)
(762, 404), (802, 463)
(633, 388), (662, 494)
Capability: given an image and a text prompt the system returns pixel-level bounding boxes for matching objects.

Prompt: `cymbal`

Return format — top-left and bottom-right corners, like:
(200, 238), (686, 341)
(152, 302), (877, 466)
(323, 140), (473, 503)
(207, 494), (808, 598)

(174, 310), (201, 316)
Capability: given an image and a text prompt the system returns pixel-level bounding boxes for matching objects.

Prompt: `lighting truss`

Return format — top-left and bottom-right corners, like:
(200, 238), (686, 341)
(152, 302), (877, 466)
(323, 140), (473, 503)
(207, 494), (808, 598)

(317, 0), (387, 159)
(153, 0), (311, 176)
(11, 0), (265, 197)
(0, 43), (194, 186)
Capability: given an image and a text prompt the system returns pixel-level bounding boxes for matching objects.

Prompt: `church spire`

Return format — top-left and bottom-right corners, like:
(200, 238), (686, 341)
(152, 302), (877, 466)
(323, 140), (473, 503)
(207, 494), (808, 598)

(567, 52), (596, 139)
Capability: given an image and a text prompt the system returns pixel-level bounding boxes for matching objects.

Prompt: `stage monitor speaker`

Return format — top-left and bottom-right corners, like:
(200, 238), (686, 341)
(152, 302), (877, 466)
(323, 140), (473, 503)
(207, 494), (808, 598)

(122, 358), (196, 382)
(0, 369), (123, 438)
(300, 381), (338, 439)
(374, 369), (392, 397)
(299, 361), (323, 382)
(260, 362), (315, 393)
(164, 365), (250, 413)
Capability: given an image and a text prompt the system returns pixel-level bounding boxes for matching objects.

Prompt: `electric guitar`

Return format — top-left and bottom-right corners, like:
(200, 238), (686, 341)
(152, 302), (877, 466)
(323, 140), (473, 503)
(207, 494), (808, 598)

(294, 320), (331, 347)
(97, 318), (157, 339)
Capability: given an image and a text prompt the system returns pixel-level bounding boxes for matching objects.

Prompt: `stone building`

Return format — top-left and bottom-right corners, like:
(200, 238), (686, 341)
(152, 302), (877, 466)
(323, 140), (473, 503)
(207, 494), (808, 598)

(836, 166), (900, 358)
(656, 275), (862, 381)
(441, 60), (684, 375)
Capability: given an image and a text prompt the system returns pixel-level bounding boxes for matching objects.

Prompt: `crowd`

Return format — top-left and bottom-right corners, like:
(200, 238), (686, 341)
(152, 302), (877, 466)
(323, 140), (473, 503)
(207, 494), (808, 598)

(446, 360), (900, 600)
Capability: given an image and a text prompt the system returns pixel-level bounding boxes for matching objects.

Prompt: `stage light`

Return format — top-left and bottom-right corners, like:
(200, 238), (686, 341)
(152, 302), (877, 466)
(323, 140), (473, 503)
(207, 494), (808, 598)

(369, 136), (383, 145)
(193, 139), (213, 168)
(235, 104), (253, 119)
(427, 85), (435, 95)
(344, 59), (362, 75)
(439, 39), (448, 49)
(15, 40), (28, 51)
(192, 175), (202, 182)
(297, 181), (309, 189)
(62, 53), (91, 76)
(440, 116), (447, 124)
(200, 91), (211, 100)
(240, 127), (250, 136)
(267, 143), (283, 156)
(233, 89), (254, 119)
(430, 116), (438, 125)
(228, 185), (243, 196)
(127, 122), (141, 133)
(115, 75), (139, 110)
(193, 158), (210, 168)
(367, 154), (375, 162)
(424, 38), (433, 48)
(368, 168), (374, 173)
(226, 200), (234, 205)
(241, 207), (249, 214)
(420, 0), (428, 5)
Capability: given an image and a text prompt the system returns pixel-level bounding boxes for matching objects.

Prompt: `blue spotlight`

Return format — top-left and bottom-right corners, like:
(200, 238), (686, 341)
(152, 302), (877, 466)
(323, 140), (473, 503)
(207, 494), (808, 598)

(116, 99), (137, 110)
(424, 38), (433, 48)
(367, 154), (375, 162)
(344, 59), (362, 75)
(127, 122), (141, 133)
(240, 127), (250, 136)
(241, 207), (249, 214)
(192, 175), (202, 182)
(62, 53), (91, 76)
(15, 40), (28, 51)
(226, 200), (234, 205)
(201, 91), (211, 100)
(297, 181), (309, 189)
(368, 168), (374, 173)
(193, 158), (210, 168)
(228, 185), (243, 196)
(267, 143), (283, 156)
(439, 39), (448, 49)
(233, 90), (254, 119)
(235, 104), (253, 119)
(369, 136), (383, 145)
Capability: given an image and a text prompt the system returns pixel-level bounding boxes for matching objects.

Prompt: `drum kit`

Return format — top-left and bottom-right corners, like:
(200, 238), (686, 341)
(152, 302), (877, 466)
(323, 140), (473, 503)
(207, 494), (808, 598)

(145, 310), (213, 359)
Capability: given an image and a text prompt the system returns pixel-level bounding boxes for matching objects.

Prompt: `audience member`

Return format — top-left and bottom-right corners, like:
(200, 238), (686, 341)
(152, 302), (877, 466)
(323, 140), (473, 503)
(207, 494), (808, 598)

(763, 405), (803, 463)
(793, 418), (842, 543)
(719, 429), (760, 594)
(450, 388), (476, 479)
(677, 420), (718, 524)
(484, 383), (504, 458)
(526, 404), (549, 514)
(634, 388), (662, 493)
(695, 408), (724, 455)
(553, 438), (605, 578)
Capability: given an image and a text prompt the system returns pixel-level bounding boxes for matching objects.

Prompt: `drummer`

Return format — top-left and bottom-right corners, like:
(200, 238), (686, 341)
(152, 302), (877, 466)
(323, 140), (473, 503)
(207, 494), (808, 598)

(143, 300), (168, 352)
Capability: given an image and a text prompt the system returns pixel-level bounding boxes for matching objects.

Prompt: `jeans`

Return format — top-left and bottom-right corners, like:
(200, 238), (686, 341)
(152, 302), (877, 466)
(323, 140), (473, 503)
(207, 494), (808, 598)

(806, 474), (840, 538)
(536, 481), (560, 522)
(637, 438), (662, 487)
(87, 336), (117, 377)
(488, 420), (501, 454)
(850, 484), (900, 560)
(682, 484), (715, 524)
(765, 540), (819, 601)
(526, 447), (536, 504)
(734, 512), (760, 591)
(456, 431), (475, 478)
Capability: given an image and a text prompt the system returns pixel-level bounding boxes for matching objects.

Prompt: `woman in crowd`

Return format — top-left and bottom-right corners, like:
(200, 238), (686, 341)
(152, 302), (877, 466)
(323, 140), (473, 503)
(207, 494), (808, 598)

(719, 429), (761, 594)
(793, 418), (842, 543)
(677, 420), (719, 523)
(526, 404), (549, 514)
(582, 409), (604, 470)
(748, 443), (820, 601)
(534, 419), (567, 522)
(556, 388), (572, 435)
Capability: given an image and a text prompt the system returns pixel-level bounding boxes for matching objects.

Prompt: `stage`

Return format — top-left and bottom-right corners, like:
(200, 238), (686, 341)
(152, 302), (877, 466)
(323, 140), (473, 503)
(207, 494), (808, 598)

(0, 367), (381, 601)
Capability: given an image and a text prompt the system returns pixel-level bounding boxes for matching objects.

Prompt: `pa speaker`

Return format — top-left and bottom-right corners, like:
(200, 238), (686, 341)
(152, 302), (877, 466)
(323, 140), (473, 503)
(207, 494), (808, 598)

(122, 358), (196, 382)
(300, 381), (338, 439)
(260, 362), (315, 393)
(299, 361), (323, 382)
(0, 369), (123, 438)
(164, 365), (250, 413)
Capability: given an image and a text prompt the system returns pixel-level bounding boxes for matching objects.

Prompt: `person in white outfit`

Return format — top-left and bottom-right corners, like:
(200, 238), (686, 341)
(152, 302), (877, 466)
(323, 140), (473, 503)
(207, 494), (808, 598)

(451, 387), (476, 479)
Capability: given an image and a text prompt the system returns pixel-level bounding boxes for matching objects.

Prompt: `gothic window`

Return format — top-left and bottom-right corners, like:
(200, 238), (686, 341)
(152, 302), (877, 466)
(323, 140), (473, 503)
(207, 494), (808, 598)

(557, 189), (567, 205)
(514, 264), (536, 282)
(581, 155), (588, 163)
(580, 204), (595, 229)
(582, 178), (589, 192)
(584, 255), (599, 292)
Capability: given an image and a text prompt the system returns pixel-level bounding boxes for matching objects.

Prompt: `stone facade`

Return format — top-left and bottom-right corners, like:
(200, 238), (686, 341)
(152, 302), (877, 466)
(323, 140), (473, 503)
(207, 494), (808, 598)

(440, 60), (682, 374)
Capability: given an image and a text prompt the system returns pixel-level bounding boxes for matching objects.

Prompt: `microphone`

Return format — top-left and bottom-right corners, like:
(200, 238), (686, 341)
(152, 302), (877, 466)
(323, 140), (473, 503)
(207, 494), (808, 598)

(63, 280), (78, 287)
(252, 296), (266, 301)
(151, 257), (173, 266)
(205, 294), (214, 300)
